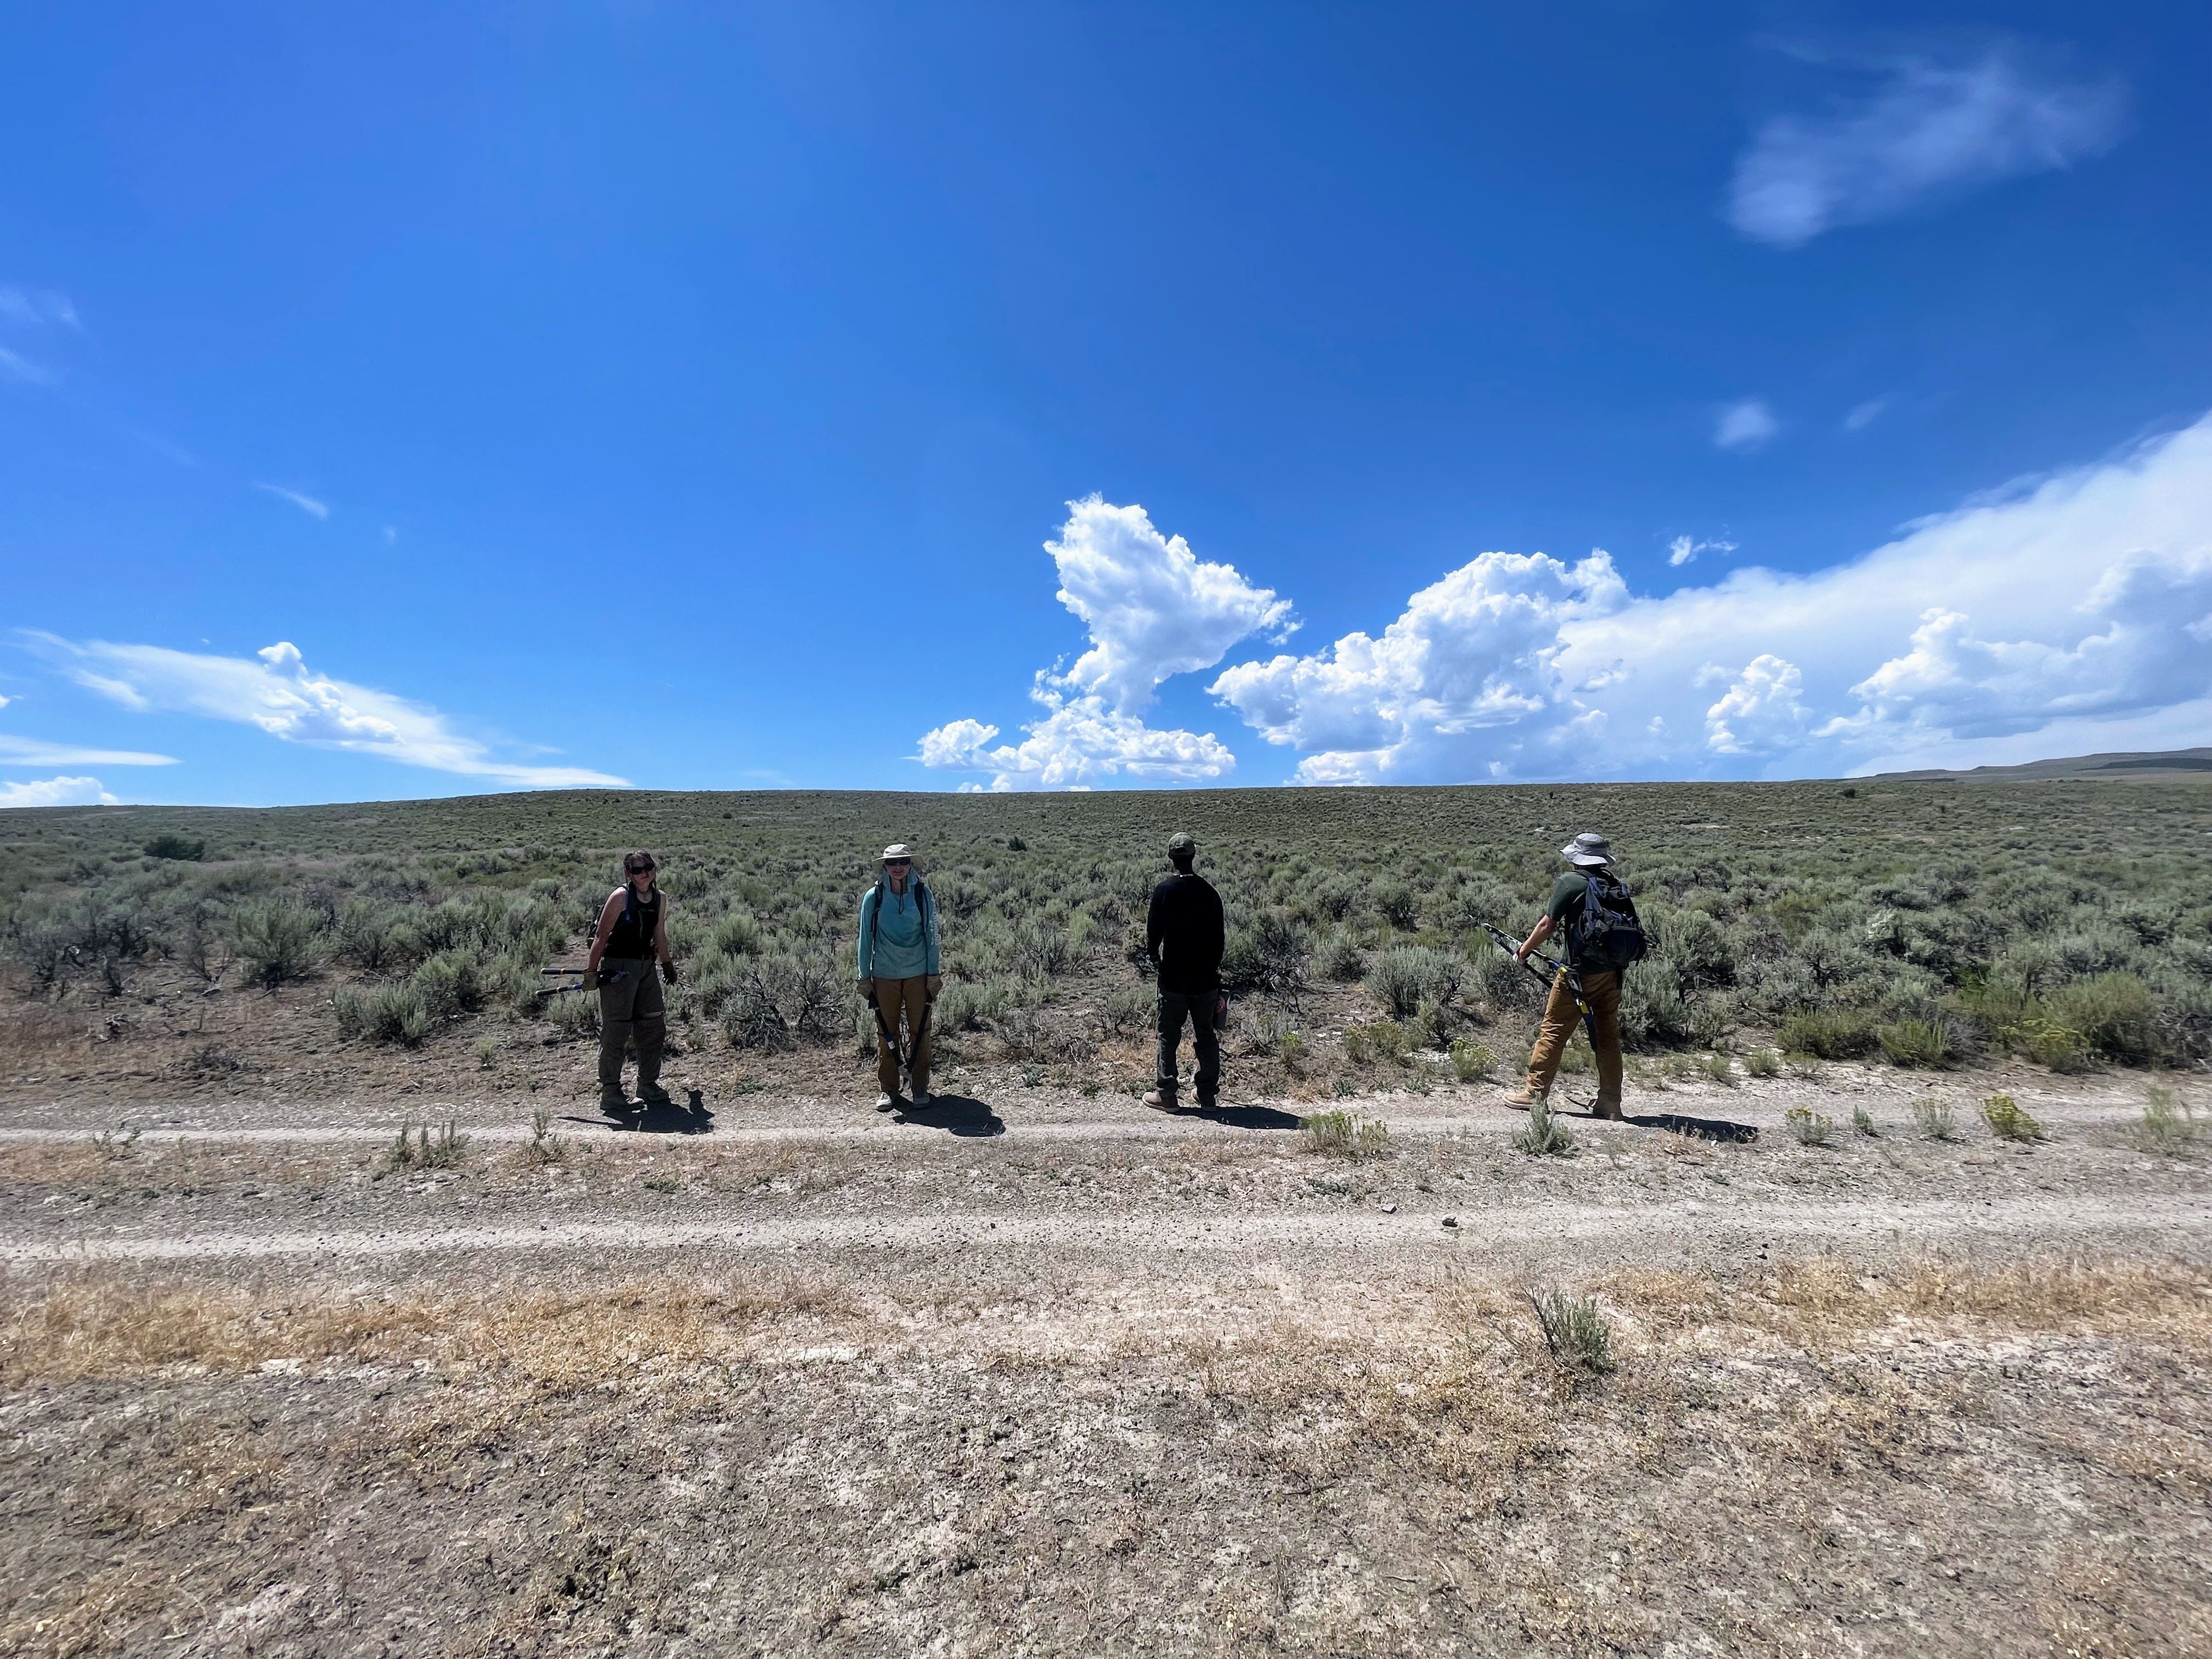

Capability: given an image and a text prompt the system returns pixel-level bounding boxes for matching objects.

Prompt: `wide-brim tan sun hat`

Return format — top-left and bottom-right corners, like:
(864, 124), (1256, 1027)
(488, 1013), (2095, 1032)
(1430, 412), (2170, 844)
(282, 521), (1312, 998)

(880, 843), (915, 862)
(1562, 832), (1612, 866)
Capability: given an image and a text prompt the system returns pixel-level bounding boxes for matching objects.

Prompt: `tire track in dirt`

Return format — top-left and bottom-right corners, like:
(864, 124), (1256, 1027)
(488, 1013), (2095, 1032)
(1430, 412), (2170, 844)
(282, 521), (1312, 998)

(7, 1192), (2203, 1265)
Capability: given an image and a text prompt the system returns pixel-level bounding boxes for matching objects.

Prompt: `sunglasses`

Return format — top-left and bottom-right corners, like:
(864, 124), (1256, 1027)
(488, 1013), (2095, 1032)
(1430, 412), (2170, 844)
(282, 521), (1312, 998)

(884, 858), (912, 867)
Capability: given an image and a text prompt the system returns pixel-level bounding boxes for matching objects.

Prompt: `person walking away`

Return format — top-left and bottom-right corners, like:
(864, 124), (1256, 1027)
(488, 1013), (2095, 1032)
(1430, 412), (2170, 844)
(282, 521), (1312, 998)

(1144, 831), (1226, 1111)
(857, 843), (941, 1110)
(585, 851), (680, 1111)
(1504, 831), (1643, 1121)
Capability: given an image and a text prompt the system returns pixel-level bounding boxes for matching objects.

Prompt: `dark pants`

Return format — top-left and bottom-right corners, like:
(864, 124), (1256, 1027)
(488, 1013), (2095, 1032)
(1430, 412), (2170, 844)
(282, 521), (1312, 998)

(1156, 990), (1221, 1104)
(597, 958), (665, 1092)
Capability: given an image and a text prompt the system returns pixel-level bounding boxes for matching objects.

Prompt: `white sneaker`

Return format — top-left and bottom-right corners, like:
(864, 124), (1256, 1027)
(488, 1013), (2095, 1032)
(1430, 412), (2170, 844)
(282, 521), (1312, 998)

(875, 1091), (896, 1112)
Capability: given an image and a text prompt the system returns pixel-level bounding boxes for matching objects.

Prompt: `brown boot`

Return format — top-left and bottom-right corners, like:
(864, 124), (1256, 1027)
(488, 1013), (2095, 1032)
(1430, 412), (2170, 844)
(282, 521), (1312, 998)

(1592, 1099), (1624, 1121)
(1143, 1088), (1180, 1113)
(1502, 1084), (1547, 1111)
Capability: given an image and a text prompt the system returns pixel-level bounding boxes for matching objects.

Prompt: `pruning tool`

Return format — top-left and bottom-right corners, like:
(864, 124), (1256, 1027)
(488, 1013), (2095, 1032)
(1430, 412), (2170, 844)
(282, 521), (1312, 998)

(536, 965), (617, 999)
(1481, 923), (1598, 1047)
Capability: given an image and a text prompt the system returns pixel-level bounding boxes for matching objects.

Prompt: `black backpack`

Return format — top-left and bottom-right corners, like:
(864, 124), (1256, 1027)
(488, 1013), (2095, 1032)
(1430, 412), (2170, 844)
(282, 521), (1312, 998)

(1569, 870), (1646, 972)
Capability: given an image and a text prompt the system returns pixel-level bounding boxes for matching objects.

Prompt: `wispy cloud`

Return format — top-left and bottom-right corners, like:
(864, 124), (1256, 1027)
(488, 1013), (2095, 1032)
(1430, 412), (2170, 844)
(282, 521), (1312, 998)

(0, 285), (78, 328)
(1668, 535), (1739, 568)
(1843, 398), (1891, 432)
(26, 635), (625, 788)
(0, 346), (55, 386)
(256, 483), (330, 520)
(0, 735), (176, 768)
(0, 775), (116, 809)
(1729, 38), (2128, 247)
(1714, 400), (1778, 452)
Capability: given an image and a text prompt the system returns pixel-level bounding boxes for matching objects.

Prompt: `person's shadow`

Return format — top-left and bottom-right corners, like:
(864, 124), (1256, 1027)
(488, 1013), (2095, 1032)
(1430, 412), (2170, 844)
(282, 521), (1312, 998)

(892, 1092), (1005, 1137)
(1624, 1110), (1759, 1144)
(575, 1087), (718, 1136)
(1175, 1103), (1305, 1131)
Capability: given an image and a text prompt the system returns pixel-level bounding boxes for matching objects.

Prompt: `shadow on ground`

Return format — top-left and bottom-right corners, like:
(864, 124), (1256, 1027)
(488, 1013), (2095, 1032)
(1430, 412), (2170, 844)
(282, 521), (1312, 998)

(1171, 1103), (1305, 1131)
(568, 1088), (718, 1136)
(1624, 1111), (1760, 1144)
(893, 1093), (1006, 1137)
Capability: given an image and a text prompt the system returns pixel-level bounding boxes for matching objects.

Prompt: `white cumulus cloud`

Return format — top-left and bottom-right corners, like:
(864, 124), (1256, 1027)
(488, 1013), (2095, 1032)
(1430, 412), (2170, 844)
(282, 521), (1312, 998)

(28, 636), (627, 788)
(918, 499), (1287, 791)
(1729, 39), (2128, 247)
(0, 775), (116, 808)
(1714, 400), (1778, 452)
(1668, 534), (1739, 567)
(1207, 413), (2212, 783)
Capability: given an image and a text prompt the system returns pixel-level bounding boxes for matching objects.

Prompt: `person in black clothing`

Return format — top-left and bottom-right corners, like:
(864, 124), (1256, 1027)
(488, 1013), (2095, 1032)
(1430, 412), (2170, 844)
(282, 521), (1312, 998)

(584, 851), (680, 1111)
(1144, 830), (1226, 1111)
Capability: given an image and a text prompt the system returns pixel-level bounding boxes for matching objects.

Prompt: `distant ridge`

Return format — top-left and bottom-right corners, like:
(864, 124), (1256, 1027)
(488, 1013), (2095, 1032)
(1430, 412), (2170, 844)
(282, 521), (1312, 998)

(1875, 746), (2212, 782)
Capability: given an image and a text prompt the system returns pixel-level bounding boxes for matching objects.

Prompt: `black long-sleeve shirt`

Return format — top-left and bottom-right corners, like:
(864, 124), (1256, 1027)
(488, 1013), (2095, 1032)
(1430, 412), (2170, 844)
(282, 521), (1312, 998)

(1146, 872), (1224, 995)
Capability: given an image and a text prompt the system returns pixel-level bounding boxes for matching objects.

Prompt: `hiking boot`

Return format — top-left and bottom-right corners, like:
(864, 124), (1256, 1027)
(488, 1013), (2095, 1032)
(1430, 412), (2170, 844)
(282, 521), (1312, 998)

(598, 1084), (629, 1114)
(1195, 1095), (1218, 1111)
(909, 1086), (932, 1108)
(874, 1091), (897, 1113)
(636, 1080), (674, 1108)
(1501, 1085), (1547, 1111)
(1593, 1100), (1624, 1122)
(1143, 1089), (1179, 1113)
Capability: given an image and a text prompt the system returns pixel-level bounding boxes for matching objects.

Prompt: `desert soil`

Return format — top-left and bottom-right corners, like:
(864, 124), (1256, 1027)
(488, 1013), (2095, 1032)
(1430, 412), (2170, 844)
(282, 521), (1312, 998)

(3, 1058), (2209, 1658)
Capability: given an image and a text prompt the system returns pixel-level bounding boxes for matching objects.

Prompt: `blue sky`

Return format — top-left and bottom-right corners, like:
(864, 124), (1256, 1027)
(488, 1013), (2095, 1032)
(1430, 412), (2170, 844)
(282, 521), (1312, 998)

(3, 2), (2209, 805)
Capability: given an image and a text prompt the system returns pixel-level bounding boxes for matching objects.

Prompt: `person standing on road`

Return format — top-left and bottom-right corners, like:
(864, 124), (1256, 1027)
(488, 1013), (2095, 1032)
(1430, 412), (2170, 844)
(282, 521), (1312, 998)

(1144, 831), (1226, 1112)
(585, 851), (680, 1112)
(1504, 831), (1639, 1121)
(857, 843), (941, 1111)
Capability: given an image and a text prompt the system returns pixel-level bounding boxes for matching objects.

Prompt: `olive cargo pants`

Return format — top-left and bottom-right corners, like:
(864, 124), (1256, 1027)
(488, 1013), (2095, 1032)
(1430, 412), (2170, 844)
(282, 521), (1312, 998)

(1525, 967), (1623, 1118)
(872, 975), (933, 1094)
(597, 957), (665, 1093)
(1156, 990), (1221, 1105)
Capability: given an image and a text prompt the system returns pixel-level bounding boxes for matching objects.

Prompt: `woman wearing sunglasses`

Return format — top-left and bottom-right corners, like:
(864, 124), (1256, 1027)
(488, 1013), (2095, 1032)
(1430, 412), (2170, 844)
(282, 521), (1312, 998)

(584, 851), (680, 1111)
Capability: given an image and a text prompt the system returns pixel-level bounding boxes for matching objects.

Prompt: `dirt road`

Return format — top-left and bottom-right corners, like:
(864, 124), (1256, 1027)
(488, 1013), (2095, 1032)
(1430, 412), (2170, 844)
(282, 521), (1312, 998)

(4, 1065), (2209, 1657)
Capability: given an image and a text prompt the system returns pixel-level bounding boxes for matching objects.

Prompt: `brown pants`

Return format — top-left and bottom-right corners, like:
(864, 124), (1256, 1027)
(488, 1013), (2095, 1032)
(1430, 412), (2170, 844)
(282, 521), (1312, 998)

(871, 975), (933, 1094)
(1525, 967), (1623, 1116)
(597, 958), (665, 1091)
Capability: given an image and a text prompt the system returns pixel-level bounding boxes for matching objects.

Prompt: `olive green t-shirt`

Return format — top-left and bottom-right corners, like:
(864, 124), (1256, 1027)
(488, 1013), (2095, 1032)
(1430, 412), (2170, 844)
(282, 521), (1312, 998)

(1545, 871), (1591, 932)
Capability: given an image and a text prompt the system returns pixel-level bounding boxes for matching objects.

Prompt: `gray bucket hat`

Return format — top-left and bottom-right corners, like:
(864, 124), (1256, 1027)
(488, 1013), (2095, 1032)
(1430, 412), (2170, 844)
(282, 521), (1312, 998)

(1562, 832), (1612, 867)
(879, 843), (915, 862)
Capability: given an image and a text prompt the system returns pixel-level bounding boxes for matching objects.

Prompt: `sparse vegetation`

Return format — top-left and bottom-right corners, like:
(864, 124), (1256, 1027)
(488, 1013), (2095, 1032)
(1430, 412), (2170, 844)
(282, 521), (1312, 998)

(1527, 1287), (1615, 1375)
(1914, 1097), (1957, 1141)
(1852, 1104), (1877, 1137)
(380, 1118), (469, 1173)
(1513, 1094), (1577, 1156)
(1785, 1105), (1833, 1146)
(1981, 1092), (2046, 1143)
(1449, 1037), (1496, 1082)
(2129, 1086), (2203, 1156)
(1303, 1108), (1390, 1159)
(1745, 1046), (1781, 1077)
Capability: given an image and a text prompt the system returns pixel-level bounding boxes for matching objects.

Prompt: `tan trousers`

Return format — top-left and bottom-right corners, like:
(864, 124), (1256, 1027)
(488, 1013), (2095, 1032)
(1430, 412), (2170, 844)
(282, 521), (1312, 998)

(871, 975), (933, 1093)
(1525, 967), (1623, 1116)
(597, 958), (665, 1091)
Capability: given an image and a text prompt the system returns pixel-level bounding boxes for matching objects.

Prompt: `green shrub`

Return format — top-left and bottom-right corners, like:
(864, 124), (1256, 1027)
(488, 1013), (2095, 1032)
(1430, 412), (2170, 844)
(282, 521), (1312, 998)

(1449, 1038), (1497, 1083)
(410, 950), (483, 1022)
(1744, 1046), (1782, 1077)
(1304, 1109), (1390, 1159)
(2047, 972), (2158, 1064)
(1528, 1289), (1614, 1375)
(1779, 1008), (1878, 1059)
(232, 899), (321, 990)
(1514, 1094), (1577, 1157)
(2129, 1086), (2203, 1156)
(143, 833), (205, 861)
(1365, 945), (1462, 1020)
(712, 911), (762, 957)
(1912, 1097), (1956, 1141)
(1315, 929), (1365, 983)
(381, 1118), (469, 1172)
(335, 982), (435, 1046)
(1852, 1104), (1876, 1136)
(1980, 1092), (2044, 1143)
(1344, 1019), (1412, 1066)
(1785, 1106), (1832, 1146)
(1878, 1018), (1951, 1069)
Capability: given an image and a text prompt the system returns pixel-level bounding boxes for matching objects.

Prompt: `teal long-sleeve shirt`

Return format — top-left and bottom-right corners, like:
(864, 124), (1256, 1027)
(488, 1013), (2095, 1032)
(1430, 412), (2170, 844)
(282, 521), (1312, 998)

(857, 878), (940, 980)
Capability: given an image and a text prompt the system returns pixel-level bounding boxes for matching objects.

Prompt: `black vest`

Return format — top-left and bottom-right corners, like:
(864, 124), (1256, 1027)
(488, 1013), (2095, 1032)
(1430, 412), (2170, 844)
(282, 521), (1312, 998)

(605, 885), (661, 958)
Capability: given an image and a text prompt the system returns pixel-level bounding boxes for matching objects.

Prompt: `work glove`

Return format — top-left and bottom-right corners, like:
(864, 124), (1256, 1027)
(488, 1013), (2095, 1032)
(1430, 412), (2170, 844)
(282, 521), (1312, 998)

(925, 974), (943, 1003)
(859, 978), (877, 1006)
(661, 960), (680, 985)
